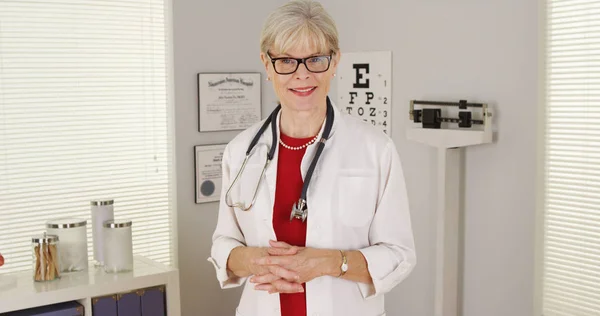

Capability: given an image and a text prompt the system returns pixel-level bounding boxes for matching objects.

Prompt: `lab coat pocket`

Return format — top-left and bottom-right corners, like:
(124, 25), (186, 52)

(336, 169), (378, 227)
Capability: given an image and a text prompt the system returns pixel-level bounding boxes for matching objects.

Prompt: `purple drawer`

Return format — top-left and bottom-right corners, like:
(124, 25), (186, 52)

(140, 286), (166, 316)
(1, 301), (84, 316)
(117, 292), (141, 316)
(92, 294), (117, 316)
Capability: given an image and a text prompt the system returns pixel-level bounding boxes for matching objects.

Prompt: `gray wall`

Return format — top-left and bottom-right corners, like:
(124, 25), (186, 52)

(173, 1), (538, 315)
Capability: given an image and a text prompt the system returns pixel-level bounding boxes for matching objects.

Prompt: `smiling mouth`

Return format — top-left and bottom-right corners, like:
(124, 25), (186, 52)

(289, 87), (316, 93)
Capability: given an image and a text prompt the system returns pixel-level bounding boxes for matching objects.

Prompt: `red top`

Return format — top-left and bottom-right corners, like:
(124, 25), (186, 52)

(273, 132), (312, 316)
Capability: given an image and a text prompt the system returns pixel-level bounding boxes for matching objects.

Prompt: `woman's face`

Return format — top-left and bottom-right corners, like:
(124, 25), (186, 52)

(261, 44), (340, 114)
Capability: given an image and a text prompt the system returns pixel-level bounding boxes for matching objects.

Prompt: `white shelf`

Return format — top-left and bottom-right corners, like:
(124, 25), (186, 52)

(0, 256), (181, 315)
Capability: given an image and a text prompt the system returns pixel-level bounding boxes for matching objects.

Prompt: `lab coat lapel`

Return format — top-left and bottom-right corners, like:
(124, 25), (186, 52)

(263, 109), (280, 236)
(300, 102), (339, 180)
(300, 102), (339, 204)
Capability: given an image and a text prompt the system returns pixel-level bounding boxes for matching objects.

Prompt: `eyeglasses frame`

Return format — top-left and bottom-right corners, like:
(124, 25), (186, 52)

(267, 52), (333, 75)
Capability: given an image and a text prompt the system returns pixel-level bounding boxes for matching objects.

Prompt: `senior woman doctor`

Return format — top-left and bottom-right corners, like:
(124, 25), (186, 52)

(208, 1), (416, 315)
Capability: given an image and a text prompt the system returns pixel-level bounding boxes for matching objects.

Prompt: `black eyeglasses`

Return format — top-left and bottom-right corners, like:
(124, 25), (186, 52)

(268, 53), (332, 75)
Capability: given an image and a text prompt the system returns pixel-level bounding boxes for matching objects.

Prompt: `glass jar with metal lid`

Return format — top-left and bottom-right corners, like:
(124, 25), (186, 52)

(32, 232), (60, 282)
(90, 199), (114, 266)
(46, 218), (88, 272)
(102, 219), (133, 273)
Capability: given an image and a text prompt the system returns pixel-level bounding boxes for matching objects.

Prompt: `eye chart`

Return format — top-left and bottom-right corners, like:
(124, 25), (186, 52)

(336, 51), (392, 135)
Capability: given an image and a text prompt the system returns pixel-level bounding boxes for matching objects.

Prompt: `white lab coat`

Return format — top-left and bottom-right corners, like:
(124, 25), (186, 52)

(208, 102), (416, 316)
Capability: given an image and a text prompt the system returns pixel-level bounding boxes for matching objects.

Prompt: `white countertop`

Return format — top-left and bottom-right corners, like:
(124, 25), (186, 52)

(0, 256), (181, 314)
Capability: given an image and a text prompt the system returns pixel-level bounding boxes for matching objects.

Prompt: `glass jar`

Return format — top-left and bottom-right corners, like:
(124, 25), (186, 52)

(32, 232), (60, 282)
(102, 220), (133, 273)
(90, 199), (114, 266)
(46, 218), (88, 273)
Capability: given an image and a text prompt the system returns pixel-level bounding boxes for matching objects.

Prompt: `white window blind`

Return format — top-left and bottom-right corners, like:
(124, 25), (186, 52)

(543, 0), (600, 315)
(0, 0), (173, 274)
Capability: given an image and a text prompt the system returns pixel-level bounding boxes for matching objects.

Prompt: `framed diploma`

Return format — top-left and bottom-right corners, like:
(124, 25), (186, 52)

(194, 144), (226, 204)
(197, 72), (262, 132)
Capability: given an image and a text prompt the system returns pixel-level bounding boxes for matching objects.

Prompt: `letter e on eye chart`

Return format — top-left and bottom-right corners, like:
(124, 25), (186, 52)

(336, 51), (392, 135)
(194, 144), (226, 204)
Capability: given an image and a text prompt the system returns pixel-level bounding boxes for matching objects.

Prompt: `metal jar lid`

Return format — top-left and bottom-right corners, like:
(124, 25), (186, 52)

(46, 218), (87, 229)
(103, 220), (132, 228)
(32, 232), (59, 244)
(91, 199), (114, 206)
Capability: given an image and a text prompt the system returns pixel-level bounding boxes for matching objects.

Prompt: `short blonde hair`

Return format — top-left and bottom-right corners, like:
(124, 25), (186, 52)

(260, 0), (339, 56)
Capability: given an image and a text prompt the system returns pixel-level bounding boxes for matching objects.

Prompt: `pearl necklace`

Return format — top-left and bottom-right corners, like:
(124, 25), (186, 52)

(279, 135), (318, 151)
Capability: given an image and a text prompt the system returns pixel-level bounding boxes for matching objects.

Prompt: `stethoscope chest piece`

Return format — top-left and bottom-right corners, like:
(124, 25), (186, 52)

(290, 199), (308, 223)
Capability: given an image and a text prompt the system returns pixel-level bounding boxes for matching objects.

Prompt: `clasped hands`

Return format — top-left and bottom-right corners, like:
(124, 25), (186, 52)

(249, 240), (338, 294)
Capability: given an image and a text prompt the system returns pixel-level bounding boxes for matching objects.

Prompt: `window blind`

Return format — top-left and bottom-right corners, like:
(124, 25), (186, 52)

(543, 0), (600, 314)
(0, 0), (173, 274)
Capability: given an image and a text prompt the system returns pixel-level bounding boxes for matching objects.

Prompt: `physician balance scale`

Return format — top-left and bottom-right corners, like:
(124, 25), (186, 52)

(407, 99), (494, 316)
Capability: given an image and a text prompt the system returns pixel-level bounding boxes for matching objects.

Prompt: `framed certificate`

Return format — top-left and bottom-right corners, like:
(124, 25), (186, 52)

(197, 72), (262, 132)
(194, 144), (226, 204)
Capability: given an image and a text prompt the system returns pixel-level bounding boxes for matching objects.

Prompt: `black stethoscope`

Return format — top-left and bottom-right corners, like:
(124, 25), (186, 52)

(225, 96), (335, 222)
